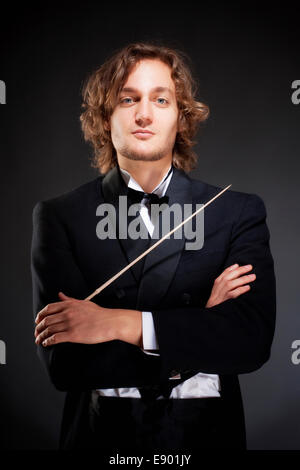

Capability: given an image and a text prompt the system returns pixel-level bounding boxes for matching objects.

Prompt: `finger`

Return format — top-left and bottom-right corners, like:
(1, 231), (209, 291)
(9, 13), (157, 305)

(222, 264), (239, 273)
(226, 263), (239, 271)
(222, 264), (253, 282)
(34, 312), (68, 337)
(41, 331), (70, 347)
(35, 302), (66, 324)
(229, 273), (256, 290)
(227, 284), (251, 299)
(35, 321), (67, 345)
(58, 291), (76, 301)
(215, 264), (239, 282)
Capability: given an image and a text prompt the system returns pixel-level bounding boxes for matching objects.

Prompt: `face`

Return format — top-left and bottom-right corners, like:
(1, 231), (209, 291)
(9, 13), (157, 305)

(109, 59), (179, 163)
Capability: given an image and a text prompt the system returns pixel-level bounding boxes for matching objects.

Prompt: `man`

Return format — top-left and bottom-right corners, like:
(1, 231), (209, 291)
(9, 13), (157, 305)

(31, 42), (276, 453)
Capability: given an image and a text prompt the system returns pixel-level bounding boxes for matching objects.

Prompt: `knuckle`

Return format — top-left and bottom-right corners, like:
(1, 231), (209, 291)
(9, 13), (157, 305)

(64, 311), (69, 321)
(65, 310), (72, 320)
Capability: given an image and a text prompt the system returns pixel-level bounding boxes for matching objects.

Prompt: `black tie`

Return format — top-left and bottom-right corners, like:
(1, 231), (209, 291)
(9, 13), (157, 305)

(127, 187), (169, 208)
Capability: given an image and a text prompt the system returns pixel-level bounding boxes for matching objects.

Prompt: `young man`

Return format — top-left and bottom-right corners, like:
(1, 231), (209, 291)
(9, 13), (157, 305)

(31, 43), (276, 452)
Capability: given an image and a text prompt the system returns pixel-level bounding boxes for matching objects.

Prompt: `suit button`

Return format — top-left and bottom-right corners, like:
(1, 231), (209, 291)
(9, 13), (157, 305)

(115, 288), (125, 299)
(182, 293), (191, 305)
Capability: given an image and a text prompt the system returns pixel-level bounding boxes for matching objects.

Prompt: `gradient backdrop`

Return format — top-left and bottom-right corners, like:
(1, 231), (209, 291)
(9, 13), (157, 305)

(0, 2), (299, 450)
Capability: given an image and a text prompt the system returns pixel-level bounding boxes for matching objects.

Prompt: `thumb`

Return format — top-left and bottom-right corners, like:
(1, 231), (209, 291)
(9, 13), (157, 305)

(58, 291), (74, 301)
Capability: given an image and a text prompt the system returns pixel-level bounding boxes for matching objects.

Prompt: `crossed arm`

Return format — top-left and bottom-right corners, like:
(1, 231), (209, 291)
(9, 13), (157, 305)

(34, 264), (256, 348)
(31, 193), (276, 389)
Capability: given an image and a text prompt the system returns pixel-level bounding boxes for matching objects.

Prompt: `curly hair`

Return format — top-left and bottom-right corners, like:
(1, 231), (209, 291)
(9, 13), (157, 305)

(80, 42), (209, 174)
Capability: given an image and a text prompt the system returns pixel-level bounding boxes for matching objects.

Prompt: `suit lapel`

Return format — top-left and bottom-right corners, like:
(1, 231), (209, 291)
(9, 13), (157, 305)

(136, 168), (194, 309)
(101, 165), (206, 310)
(101, 166), (151, 285)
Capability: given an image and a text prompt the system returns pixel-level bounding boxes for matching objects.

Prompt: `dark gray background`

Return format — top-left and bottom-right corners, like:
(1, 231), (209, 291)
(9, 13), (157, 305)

(0, 2), (299, 450)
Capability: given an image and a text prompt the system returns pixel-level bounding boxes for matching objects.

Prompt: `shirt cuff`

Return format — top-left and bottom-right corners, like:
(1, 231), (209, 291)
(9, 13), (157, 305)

(141, 311), (160, 355)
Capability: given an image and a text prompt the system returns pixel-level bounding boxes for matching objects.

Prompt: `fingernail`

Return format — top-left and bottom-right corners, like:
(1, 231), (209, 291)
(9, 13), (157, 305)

(230, 264), (238, 269)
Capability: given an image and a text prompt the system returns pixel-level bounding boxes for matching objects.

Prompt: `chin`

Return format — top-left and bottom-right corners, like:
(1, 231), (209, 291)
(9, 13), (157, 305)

(120, 145), (166, 162)
(125, 153), (165, 162)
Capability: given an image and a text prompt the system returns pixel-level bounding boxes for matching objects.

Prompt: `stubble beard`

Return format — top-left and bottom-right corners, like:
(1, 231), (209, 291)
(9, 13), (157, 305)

(119, 144), (167, 162)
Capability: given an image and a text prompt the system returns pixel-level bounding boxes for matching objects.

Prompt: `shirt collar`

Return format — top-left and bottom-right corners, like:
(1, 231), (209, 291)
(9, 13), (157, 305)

(119, 165), (173, 198)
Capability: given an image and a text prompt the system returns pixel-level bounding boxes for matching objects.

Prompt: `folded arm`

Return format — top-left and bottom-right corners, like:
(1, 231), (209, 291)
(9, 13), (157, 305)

(151, 194), (276, 379)
(31, 201), (161, 391)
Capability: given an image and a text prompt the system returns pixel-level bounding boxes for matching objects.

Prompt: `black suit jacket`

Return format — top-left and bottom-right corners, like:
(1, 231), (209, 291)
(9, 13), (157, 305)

(31, 166), (276, 449)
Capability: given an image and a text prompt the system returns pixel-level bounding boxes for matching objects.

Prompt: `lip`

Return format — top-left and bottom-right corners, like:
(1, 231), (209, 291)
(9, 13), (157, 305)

(132, 129), (154, 134)
(132, 129), (154, 139)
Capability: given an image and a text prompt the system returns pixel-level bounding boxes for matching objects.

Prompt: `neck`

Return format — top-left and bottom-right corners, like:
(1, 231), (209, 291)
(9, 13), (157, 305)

(117, 156), (172, 193)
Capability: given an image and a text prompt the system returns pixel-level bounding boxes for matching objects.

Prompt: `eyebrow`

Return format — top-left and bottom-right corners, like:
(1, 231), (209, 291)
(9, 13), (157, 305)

(120, 86), (174, 95)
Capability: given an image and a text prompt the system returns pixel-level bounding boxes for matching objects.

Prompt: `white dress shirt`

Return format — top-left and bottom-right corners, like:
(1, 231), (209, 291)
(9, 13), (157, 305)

(92, 165), (220, 401)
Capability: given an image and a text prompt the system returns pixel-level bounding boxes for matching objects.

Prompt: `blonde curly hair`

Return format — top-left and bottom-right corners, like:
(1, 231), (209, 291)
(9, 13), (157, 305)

(80, 42), (209, 174)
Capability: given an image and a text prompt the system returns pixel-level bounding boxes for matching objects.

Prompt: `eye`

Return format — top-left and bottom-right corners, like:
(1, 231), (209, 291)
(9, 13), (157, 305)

(120, 97), (134, 104)
(157, 97), (168, 105)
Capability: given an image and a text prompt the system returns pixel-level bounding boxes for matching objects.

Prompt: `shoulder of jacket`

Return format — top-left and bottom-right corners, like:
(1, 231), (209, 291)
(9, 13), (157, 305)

(190, 174), (264, 205)
(32, 176), (104, 215)
(188, 174), (267, 223)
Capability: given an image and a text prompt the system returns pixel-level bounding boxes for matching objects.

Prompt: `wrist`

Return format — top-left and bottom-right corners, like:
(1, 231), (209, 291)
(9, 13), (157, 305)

(117, 309), (143, 347)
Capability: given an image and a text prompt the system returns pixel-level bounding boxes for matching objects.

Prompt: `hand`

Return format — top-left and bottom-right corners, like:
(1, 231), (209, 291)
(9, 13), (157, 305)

(34, 292), (142, 347)
(205, 264), (256, 308)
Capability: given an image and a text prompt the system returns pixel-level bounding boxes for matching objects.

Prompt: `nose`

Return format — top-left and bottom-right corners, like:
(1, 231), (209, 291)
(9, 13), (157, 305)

(135, 98), (153, 127)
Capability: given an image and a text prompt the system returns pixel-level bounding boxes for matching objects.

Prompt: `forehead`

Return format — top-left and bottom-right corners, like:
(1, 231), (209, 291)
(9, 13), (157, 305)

(123, 59), (175, 92)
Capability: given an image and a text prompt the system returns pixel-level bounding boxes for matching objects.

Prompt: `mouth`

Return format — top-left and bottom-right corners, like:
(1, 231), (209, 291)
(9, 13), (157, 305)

(132, 130), (154, 139)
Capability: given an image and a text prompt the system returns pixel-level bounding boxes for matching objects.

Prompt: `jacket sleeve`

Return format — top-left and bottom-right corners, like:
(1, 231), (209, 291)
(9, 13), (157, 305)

(152, 194), (276, 379)
(31, 200), (161, 392)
